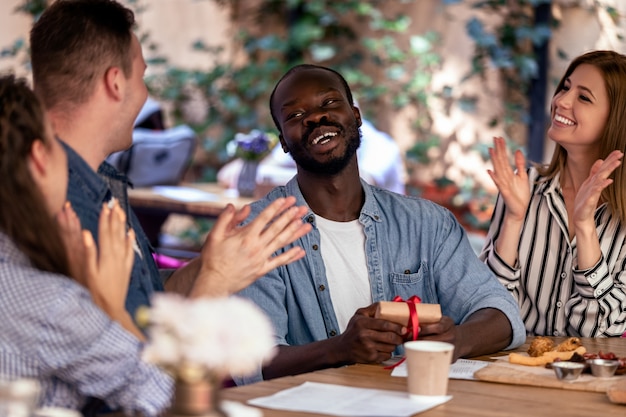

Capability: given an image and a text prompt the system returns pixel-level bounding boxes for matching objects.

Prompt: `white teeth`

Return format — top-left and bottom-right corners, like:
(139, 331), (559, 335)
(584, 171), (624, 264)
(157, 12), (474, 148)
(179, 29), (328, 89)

(312, 131), (337, 145)
(554, 114), (575, 126)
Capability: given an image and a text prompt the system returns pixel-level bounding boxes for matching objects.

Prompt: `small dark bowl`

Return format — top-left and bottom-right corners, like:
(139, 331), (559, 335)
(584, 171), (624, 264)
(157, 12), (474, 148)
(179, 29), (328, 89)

(552, 361), (585, 380)
(587, 358), (619, 378)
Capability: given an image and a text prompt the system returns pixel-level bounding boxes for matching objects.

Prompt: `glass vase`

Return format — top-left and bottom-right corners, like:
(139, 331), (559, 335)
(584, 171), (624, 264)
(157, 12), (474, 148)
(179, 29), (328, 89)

(237, 160), (259, 198)
(167, 376), (226, 417)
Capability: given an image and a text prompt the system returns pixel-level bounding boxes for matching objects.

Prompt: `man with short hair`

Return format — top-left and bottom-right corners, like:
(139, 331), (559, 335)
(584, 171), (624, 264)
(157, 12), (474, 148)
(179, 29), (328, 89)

(29, 0), (312, 318)
(234, 64), (526, 384)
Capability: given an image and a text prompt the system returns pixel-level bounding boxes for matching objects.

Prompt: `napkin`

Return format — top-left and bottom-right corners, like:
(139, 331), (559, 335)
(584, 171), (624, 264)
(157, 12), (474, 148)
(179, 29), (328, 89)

(248, 381), (451, 416)
(391, 358), (489, 380)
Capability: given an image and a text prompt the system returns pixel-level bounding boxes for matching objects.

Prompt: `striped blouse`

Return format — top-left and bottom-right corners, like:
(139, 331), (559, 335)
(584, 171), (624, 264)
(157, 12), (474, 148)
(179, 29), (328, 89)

(479, 167), (626, 337)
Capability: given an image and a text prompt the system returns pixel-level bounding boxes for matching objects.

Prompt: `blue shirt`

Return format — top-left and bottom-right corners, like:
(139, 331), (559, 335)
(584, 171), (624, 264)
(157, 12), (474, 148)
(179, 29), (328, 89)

(235, 178), (526, 384)
(62, 142), (163, 317)
(0, 233), (172, 416)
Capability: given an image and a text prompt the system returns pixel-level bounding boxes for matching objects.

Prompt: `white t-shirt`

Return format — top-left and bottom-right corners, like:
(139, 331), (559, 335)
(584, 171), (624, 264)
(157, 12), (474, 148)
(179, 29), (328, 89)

(315, 216), (372, 332)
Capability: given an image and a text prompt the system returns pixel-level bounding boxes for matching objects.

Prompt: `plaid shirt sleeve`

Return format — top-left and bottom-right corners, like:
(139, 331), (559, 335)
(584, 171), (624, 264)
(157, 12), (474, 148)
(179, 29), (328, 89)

(0, 238), (173, 416)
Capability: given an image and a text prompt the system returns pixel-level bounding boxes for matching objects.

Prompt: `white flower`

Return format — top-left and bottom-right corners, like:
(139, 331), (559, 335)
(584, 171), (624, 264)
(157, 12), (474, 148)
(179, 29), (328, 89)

(142, 294), (276, 379)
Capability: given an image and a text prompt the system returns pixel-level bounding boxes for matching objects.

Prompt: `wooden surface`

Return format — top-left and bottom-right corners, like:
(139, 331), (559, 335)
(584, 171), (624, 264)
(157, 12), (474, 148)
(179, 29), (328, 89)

(128, 183), (254, 218)
(474, 361), (623, 392)
(128, 183), (256, 246)
(221, 337), (626, 416)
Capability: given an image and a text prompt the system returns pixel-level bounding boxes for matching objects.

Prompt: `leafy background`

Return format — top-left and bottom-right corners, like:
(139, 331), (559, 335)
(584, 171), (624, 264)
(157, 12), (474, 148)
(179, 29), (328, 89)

(2, 0), (624, 233)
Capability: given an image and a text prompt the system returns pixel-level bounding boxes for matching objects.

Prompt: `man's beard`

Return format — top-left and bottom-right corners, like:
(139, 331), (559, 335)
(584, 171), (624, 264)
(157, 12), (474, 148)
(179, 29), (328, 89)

(288, 119), (361, 176)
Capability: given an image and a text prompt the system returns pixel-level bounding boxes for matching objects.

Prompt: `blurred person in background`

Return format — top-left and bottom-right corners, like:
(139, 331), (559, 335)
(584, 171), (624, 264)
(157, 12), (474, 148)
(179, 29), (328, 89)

(218, 110), (407, 195)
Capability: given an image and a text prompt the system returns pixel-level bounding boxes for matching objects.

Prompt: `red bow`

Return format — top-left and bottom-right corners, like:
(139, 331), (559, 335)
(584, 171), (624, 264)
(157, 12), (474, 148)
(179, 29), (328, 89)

(383, 295), (422, 369)
(391, 295), (422, 341)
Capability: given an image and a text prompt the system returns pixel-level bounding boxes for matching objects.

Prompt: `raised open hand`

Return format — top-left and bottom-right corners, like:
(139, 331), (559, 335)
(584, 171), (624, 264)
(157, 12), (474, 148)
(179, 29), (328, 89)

(56, 201), (88, 285)
(487, 137), (530, 221)
(574, 150), (623, 226)
(191, 196), (312, 297)
(83, 199), (136, 314)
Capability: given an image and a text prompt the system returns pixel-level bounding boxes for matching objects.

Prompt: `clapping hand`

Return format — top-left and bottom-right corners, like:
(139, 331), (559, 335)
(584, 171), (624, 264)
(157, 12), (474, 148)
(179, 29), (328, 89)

(57, 201), (89, 285)
(191, 196), (312, 297)
(487, 137), (530, 222)
(574, 150), (623, 227)
(82, 199), (136, 314)
(57, 199), (140, 338)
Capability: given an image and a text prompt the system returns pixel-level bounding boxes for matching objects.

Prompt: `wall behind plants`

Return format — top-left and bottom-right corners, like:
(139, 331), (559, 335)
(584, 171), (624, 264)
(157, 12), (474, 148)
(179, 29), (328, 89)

(125, 0), (626, 199)
(1, 0), (625, 199)
(139, 0), (512, 190)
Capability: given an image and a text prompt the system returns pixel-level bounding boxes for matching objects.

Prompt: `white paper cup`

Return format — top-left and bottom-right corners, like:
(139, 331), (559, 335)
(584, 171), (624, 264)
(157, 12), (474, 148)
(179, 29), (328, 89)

(404, 340), (454, 401)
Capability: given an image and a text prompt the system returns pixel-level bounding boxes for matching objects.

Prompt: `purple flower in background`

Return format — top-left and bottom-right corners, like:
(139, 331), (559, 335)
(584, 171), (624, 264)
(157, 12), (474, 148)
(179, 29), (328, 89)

(228, 129), (277, 161)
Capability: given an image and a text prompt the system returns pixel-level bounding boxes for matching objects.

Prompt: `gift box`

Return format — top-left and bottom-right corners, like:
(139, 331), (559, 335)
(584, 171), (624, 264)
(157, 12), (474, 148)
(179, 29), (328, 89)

(374, 301), (442, 325)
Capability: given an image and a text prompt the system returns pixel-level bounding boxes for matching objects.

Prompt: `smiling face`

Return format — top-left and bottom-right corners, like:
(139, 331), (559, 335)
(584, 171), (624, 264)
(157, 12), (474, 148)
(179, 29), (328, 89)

(271, 68), (362, 176)
(547, 63), (610, 155)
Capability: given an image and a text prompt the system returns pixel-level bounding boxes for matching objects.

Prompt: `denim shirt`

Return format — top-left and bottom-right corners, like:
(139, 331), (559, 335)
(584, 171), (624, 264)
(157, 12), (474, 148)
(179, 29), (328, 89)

(235, 178), (526, 384)
(62, 142), (163, 318)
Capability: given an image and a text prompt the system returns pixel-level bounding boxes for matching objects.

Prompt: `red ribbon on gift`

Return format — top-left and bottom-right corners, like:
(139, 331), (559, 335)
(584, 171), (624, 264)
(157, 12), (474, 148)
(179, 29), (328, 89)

(394, 295), (422, 341)
(383, 295), (422, 369)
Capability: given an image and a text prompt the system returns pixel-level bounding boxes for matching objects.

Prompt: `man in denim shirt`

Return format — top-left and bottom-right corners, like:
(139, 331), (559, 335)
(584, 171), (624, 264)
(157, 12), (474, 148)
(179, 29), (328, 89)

(234, 64), (526, 385)
(29, 0), (312, 321)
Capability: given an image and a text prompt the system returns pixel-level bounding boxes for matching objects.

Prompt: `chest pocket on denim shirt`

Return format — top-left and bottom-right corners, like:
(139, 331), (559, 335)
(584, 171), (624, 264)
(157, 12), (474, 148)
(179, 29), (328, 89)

(389, 261), (433, 301)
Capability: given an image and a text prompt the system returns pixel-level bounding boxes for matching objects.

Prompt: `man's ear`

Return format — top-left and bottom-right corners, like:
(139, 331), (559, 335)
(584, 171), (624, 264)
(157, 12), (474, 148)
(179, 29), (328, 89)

(353, 105), (362, 128)
(279, 134), (289, 153)
(28, 139), (48, 180)
(103, 66), (124, 101)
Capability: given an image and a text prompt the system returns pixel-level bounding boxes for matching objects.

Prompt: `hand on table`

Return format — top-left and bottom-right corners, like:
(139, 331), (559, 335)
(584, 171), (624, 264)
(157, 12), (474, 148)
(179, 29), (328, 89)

(487, 137), (530, 222)
(335, 304), (407, 364)
(190, 196), (312, 297)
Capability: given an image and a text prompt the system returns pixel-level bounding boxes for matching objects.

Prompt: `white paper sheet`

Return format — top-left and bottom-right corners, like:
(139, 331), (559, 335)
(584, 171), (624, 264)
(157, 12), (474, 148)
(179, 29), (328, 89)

(247, 381), (451, 417)
(390, 358), (489, 380)
(151, 186), (219, 202)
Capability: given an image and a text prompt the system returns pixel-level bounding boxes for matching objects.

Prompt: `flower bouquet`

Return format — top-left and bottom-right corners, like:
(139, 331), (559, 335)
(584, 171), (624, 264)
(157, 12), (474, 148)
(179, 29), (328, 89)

(226, 129), (278, 197)
(140, 293), (276, 381)
(226, 129), (277, 162)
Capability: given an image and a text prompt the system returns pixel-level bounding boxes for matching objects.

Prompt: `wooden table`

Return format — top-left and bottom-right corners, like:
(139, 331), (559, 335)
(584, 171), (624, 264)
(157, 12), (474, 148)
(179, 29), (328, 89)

(222, 337), (626, 416)
(127, 183), (254, 247)
(128, 183), (254, 218)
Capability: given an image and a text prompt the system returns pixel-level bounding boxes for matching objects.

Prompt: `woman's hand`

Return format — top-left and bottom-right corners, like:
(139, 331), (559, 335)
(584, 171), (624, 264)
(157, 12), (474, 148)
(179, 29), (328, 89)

(487, 137), (530, 222)
(574, 150), (623, 227)
(83, 199), (135, 315)
(57, 202), (89, 285)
